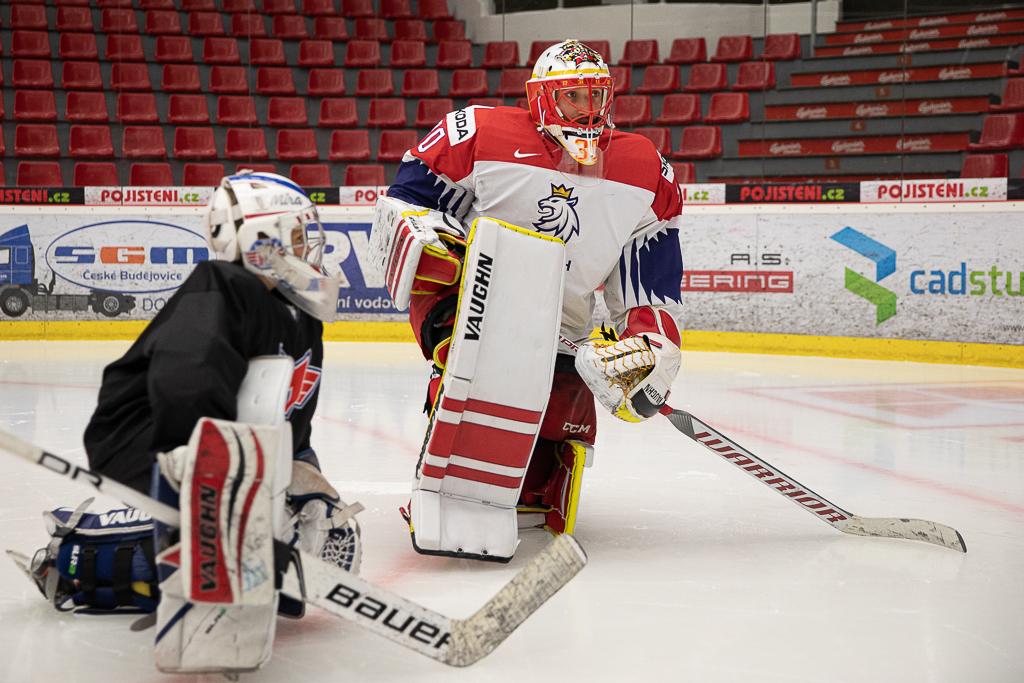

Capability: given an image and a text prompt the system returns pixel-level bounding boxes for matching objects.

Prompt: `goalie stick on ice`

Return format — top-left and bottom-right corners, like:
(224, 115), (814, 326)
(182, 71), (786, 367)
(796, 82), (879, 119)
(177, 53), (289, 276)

(0, 428), (588, 667)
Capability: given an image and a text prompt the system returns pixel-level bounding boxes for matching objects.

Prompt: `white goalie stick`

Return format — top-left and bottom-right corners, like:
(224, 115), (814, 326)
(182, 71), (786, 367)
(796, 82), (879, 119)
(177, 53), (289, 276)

(0, 429), (588, 667)
(560, 335), (966, 553)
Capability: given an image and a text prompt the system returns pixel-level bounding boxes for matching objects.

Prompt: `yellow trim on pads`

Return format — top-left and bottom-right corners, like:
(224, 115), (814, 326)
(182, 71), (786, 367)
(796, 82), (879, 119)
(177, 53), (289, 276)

(682, 330), (1023, 369)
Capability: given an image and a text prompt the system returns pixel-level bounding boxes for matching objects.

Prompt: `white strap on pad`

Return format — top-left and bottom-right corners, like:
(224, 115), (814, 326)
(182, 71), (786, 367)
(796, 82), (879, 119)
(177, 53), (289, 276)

(412, 218), (566, 560)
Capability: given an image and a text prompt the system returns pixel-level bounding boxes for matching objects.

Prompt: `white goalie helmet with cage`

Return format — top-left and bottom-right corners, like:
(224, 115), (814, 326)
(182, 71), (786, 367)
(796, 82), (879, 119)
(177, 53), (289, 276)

(206, 171), (341, 322)
(526, 39), (615, 166)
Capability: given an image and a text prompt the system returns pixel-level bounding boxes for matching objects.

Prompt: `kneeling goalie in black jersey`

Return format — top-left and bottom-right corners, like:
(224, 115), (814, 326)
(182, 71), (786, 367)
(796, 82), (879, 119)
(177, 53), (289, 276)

(9, 172), (363, 675)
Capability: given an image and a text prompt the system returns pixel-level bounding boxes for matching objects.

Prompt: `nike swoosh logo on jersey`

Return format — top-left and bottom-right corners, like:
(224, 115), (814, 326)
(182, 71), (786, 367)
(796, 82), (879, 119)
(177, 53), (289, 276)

(513, 149), (541, 158)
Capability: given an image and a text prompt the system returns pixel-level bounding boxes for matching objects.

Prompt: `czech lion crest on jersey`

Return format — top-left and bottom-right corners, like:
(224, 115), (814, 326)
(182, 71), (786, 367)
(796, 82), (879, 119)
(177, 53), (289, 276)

(533, 183), (581, 243)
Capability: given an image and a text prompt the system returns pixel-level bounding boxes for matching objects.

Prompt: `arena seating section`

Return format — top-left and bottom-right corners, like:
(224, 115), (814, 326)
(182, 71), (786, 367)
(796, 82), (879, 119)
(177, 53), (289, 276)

(3, 2), (1024, 186)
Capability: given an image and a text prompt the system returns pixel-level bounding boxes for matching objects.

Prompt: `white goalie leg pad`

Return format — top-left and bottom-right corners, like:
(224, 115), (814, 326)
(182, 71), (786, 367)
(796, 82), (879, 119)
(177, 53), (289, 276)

(155, 356), (294, 675)
(412, 217), (566, 561)
(369, 195), (466, 310)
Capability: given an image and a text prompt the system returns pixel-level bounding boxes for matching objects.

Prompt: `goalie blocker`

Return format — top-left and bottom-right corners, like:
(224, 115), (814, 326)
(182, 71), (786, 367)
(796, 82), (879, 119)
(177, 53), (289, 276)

(408, 217), (567, 562)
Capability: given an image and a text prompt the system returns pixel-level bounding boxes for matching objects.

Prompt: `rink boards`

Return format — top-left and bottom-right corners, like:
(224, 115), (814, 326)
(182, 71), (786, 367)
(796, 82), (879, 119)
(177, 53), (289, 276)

(0, 197), (1020, 367)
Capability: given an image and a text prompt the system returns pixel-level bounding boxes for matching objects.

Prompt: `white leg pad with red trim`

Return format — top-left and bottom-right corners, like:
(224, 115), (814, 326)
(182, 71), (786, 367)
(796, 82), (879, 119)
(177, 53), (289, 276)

(411, 217), (566, 562)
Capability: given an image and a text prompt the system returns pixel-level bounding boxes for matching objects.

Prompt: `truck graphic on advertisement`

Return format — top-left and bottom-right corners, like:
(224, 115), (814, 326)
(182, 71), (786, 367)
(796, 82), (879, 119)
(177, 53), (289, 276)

(0, 225), (136, 318)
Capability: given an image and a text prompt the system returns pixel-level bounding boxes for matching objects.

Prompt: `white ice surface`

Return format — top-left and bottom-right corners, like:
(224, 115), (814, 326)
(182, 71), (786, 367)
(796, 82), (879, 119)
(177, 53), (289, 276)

(0, 341), (1022, 683)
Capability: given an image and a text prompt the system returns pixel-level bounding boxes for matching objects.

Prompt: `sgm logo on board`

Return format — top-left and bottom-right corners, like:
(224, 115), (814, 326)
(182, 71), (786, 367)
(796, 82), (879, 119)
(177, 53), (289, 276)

(46, 220), (209, 294)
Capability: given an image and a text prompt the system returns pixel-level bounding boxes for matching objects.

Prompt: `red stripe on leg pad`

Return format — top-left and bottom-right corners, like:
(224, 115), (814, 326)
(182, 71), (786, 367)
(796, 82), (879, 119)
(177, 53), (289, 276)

(191, 420), (233, 602)
(452, 422), (535, 467)
(445, 464), (523, 488)
(235, 427), (265, 588)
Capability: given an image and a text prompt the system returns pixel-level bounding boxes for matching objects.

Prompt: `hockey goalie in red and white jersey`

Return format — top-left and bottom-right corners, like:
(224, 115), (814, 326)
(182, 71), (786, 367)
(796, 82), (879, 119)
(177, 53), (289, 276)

(372, 39), (685, 562)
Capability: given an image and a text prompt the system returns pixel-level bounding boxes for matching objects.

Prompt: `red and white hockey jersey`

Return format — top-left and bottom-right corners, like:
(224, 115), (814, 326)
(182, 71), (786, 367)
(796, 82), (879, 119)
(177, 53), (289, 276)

(387, 105), (685, 341)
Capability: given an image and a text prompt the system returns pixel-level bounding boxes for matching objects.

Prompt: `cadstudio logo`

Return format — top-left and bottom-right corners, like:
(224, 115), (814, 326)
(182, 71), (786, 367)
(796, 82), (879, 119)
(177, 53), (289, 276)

(830, 227), (897, 324)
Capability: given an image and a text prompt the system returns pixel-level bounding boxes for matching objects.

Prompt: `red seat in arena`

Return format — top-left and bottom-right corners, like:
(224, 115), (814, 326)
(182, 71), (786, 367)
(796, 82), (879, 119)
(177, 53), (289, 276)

(684, 63), (727, 92)
(314, 17), (348, 40)
(449, 69), (488, 98)
(256, 67), (297, 95)
(637, 65), (679, 94)
(268, 97), (309, 126)
(156, 36), (194, 63)
(319, 98), (359, 127)
(344, 164), (386, 186)
(671, 162), (696, 184)
(204, 38), (241, 64)
(632, 127), (672, 156)
(231, 14), (266, 38)
(712, 35), (753, 63)
(225, 128), (269, 160)
(162, 64), (202, 92)
(419, 0), (451, 20)
(345, 40), (382, 68)
(355, 18), (390, 42)
(63, 62), (103, 90)
(393, 19), (427, 42)
(276, 129), (319, 160)
(145, 10), (183, 35)
(106, 35), (145, 62)
(111, 63), (152, 91)
(58, 7), (95, 32)
(290, 164), (332, 186)
(14, 91), (57, 122)
(356, 69), (395, 97)
(70, 125), (115, 158)
(342, 0), (375, 17)
(114, 94), (157, 124)
(608, 65), (631, 93)
(367, 98), (407, 128)
(483, 41), (519, 68)
(263, 0), (298, 14)
(402, 69), (441, 97)
(123, 126), (168, 157)
(173, 126), (218, 158)
(760, 33), (801, 61)
(705, 92), (749, 123)
(168, 94), (210, 124)
(190, 11), (227, 36)
(468, 97), (502, 107)
(183, 163), (226, 185)
(619, 39), (658, 66)
(299, 40), (335, 67)
(992, 78), (1024, 112)
(274, 15), (309, 39)
(656, 93), (701, 125)
(611, 95), (651, 127)
(14, 60), (54, 89)
(666, 37), (707, 65)
(302, 0), (338, 15)
(236, 164), (278, 173)
(582, 40), (610, 60)
(329, 130), (372, 161)
(211, 66), (249, 93)
(13, 31), (51, 58)
(250, 39), (287, 66)
(673, 125), (722, 159)
(217, 96), (258, 125)
(415, 98), (453, 127)
(381, 0), (413, 19)
(732, 61), (775, 91)
(437, 40), (473, 68)
(497, 68), (530, 96)
(18, 162), (64, 187)
(60, 33), (99, 60)
(74, 162), (120, 186)
(960, 153), (1008, 178)
(968, 114), (1024, 151)
(142, 0), (178, 8)
(308, 69), (346, 95)
(431, 20), (464, 42)
(223, 0), (258, 11)
(130, 163), (174, 186)
(529, 41), (558, 63)
(102, 9), (139, 33)
(16, 124), (61, 157)
(67, 92), (111, 122)
(378, 130), (418, 162)
(11, 5), (48, 30)
(390, 41), (427, 67)
(182, 0), (217, 10)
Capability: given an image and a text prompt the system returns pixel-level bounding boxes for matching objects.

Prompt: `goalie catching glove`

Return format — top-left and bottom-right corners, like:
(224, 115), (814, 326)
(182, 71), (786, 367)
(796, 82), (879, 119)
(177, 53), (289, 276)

(575, 306), (682, 422)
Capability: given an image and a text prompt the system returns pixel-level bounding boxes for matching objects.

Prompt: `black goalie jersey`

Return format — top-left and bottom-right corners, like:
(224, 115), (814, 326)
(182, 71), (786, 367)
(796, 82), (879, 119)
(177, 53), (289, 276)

(84, 259), (324, 493)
